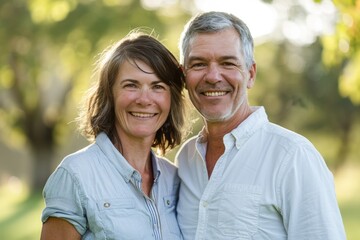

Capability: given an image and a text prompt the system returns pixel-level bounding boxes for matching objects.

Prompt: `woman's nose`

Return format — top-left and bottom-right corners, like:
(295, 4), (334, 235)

(135, 88), (152, 105)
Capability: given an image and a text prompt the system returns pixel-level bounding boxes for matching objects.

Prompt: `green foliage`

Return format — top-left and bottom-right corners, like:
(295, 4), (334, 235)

(0, 0), (190, 191)
(254, 37), (360, 171)
(320, 0), (360, 104)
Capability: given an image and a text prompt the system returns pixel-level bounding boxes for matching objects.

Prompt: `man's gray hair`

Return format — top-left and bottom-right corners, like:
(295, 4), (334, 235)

(179, 11), (255, 69)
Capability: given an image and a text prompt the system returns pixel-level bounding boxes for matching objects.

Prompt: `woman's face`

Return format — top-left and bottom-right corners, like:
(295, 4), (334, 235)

(112, 59), (171, 142)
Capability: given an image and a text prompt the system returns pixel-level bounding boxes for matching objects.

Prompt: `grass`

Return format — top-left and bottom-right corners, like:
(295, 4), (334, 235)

(0, 164), (359, 240)
(335, 162), (360, 240)
(341, 202), (360, 240)
(0, 180), (44, 240)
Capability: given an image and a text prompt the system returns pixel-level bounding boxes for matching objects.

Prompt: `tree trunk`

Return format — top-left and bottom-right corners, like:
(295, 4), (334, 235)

(30, 146), (55, 192)
(332, 115), (353, 174)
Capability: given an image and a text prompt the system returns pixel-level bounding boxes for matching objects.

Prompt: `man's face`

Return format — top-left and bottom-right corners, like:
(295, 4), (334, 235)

(184, 28), (256, 123)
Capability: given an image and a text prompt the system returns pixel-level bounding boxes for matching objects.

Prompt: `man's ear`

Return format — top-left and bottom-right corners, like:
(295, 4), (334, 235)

(180, 65), (188, 89)
(247, 63), (256, 89)
(180, 65), (186, 77)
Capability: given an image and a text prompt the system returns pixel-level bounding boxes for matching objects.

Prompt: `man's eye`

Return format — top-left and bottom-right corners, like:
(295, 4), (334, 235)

(189, 63), (206, 69)
(222, 62), (237, 67)
(222, 62), (241, 70)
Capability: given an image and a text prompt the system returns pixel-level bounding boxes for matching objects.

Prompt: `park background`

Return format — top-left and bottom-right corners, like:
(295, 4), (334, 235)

(0, 0), (359, 239)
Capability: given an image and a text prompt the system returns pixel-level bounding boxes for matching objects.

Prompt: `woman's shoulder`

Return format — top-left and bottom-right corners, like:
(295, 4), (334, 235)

(154, 155), (179, 180)
(155, 155), (177, 170)
(58, 142), (102, 172)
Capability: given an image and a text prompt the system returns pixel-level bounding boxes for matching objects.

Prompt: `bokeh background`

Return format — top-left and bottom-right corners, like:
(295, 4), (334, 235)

(1, 0), (359, 239)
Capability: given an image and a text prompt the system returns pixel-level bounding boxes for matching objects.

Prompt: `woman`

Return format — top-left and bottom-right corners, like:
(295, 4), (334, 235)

(40, 30), (187, 239)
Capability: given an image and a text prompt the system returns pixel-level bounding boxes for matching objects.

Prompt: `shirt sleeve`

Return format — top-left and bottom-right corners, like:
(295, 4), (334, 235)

(278, 143), (346, 240)
(41, 166), (87, 235)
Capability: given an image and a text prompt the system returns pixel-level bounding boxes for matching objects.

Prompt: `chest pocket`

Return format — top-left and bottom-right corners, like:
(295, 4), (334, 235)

(97, 197), (135, 211)
(93, 198), (150, 239)
(218, 184), (261, 239)
(161, 195), (182, 238)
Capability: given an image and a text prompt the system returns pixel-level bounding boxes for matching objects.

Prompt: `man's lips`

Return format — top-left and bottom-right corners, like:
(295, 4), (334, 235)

(202, 91), (228, 97)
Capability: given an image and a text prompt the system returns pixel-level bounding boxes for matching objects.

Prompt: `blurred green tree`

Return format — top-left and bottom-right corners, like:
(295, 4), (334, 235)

(254, 40), (360, 174)
(253, 0), (360, 172)
(310, 0), (360, 170)
(0, 0), (190, 191)
(318, 0), (360, 104)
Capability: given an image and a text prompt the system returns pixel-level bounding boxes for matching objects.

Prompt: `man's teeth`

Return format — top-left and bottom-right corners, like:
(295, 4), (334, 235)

(131, 112), (155, 118)
(204, 91), (227, 97)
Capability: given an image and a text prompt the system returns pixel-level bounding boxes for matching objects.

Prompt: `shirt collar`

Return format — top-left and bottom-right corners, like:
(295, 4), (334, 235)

(196, 106), (268, 148)
(230, 106), (268, 148)
(151, 152), (161, 183)
(95, 132), (161, 183)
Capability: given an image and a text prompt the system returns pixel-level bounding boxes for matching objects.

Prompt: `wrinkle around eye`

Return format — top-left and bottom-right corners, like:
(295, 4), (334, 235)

(187, 65), (207, 72)
(222, 64), (244, 73)
(152, 86), (167, 92)
(123, 84), (138, 89)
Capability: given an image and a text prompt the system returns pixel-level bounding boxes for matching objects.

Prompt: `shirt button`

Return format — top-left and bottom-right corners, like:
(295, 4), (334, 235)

(103, 202), (111, 208)
(166, 200), (171, 206)
(202, 201), (208, 208)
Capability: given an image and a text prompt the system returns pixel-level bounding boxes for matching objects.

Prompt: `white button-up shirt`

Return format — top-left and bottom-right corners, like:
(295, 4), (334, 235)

(176, 107), (346, 240)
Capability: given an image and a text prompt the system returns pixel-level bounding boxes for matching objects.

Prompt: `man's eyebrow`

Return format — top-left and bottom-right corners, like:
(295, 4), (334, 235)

(187, 56), (206, 62)
(188, 55), (239, 62)
(218, 55), (239, 61)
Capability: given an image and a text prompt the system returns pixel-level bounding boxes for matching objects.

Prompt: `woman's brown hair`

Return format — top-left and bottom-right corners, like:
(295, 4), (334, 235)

(78, 30), (187, 155)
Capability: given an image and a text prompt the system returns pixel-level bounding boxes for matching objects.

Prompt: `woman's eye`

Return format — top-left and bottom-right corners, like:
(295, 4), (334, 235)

(123, 83), (137, 88)
(153, 84), (168, 91)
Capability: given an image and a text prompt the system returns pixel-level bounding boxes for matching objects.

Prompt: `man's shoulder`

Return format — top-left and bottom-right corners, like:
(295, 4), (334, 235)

(262, 122), (317, 156)
(178, 135), (198, 152)
(266, 122), (309, 143)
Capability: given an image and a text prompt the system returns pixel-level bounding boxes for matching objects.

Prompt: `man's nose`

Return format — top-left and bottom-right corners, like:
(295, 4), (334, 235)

(204, 63), (222, 83)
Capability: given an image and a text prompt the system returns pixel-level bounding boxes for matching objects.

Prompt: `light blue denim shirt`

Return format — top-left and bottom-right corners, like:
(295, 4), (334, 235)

(176, 106), (346, 240)
(42, 132), (182, 240)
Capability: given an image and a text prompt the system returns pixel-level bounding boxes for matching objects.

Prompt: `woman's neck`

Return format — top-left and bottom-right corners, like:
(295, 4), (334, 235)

(112, 131), (155, 196)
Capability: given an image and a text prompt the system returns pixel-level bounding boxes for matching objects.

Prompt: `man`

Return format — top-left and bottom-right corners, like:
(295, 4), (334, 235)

(176, 11), (346, 239)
